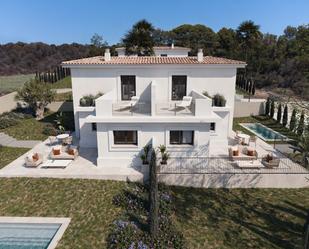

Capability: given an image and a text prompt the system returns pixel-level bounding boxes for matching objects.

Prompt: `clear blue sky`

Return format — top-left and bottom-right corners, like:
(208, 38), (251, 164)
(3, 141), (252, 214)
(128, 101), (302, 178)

(0, 0), (308, 45)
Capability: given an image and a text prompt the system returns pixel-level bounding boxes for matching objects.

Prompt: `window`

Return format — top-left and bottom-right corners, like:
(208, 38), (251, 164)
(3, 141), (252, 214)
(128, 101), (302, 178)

(172, 75), (187, 100)
(113, 131), (138, 145)
(160, 54), (167, 57)
(210, 122), (216, 131)
(170, 130), (194, 145)
(121, 75), (136, 100)
(91, 123), (97, 131)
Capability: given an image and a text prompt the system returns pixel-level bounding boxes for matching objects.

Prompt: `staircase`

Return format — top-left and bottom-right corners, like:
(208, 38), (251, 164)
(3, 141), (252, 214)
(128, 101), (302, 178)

(0, 132), (41, 148)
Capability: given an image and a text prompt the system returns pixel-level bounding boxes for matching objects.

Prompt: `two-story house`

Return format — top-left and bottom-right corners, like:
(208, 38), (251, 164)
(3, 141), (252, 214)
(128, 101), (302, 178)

(62, 46), (246, 168)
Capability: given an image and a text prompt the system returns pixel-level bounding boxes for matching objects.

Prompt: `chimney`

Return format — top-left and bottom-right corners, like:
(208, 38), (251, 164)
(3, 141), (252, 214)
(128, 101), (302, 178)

(171, 43), (174, 49)
(104, 48), (111, 61)
(197, 49), (203, 62)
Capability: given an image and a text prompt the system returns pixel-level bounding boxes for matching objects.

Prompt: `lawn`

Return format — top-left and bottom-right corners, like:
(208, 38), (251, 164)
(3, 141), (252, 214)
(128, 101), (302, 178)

(0, 74), (35, 94)
(0, 146), (29, 169)
(54, 91), (73, 102)
(233, 115), (299, 144)
(51, 76), (72, 89)
(0, 111), (74, 140)
(0, 178), (307, 249)
(172, 187), (309, 249)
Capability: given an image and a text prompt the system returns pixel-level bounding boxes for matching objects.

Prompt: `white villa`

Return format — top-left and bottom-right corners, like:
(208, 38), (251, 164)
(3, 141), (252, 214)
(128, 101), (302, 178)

(62, 46), (246, 168)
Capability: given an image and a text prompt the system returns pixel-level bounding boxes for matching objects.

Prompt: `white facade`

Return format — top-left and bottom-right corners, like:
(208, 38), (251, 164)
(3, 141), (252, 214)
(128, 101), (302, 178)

(63, 50), (245, 169)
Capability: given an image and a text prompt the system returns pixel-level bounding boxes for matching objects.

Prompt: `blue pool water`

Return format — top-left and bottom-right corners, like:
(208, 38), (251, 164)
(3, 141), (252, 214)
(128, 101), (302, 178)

(241, 123), (287, 141)
(0, 223), (60, 249)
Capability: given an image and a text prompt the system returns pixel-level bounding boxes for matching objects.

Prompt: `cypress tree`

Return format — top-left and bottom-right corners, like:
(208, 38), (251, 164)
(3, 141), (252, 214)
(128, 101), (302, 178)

(149, 149), (158, 238)
(277, 103), (282, 123)
(251, 81), (256, 95)
(270, 99), (275, 118)
(265, 97), (270, 116)
(282, 105), (288, 127)
(297, 111), (305, 136)
(290, 109), (297, 132)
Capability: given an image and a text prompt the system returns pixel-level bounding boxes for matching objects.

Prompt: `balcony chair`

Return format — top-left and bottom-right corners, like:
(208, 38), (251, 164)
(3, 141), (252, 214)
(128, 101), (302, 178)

(176, 96), (192, 111)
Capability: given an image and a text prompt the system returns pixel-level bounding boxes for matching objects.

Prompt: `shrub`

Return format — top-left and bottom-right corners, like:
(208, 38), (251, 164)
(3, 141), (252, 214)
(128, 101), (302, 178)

(202, 91), (211, 98)
(0, 118), (19, 129)
(212, 94), (226, 107)
(79, 93), (103, 107)
(42, 124), (58, 136)
(290, 109), (297, 132)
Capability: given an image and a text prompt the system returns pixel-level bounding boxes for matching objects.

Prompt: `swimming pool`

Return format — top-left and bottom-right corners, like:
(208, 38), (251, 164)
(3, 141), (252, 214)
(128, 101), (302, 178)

(240, 123), (288, 141)
(0, 217), (70, 249)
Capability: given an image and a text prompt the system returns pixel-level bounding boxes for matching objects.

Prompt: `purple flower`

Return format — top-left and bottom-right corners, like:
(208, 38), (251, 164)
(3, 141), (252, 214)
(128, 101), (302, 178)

(137, 241), (148, 249)
(128, 242), (135, 249)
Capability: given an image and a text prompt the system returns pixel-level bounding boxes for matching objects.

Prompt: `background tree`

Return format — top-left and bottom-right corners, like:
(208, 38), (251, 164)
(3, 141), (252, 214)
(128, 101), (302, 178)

(289, 109), (297, 131)
(89, 33), (107, 56)
(297, 111), (305, 136)
(149, 149), (158, 238)
(282, 105), (288, 127)
(276, 103), (282, 123)
(122, 19), (155, 56)
(270, 99), (275, 118)
(16, 79), (55, 119)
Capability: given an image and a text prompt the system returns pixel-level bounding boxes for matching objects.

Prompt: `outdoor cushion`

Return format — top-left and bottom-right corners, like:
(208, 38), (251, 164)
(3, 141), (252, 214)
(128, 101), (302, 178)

(53, 149), (61, 155)
(67, 148), (75, 155)
(233, 150), (239, 156)
(32, 153), (39, 161)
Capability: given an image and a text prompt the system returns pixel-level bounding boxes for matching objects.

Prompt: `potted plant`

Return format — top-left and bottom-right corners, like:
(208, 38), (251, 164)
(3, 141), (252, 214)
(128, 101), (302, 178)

(158, 145), (169, 165)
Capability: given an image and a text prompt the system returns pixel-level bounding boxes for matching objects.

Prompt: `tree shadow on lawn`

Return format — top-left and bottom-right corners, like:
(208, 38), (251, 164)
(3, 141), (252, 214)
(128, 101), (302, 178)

(171, 187), (308, 249)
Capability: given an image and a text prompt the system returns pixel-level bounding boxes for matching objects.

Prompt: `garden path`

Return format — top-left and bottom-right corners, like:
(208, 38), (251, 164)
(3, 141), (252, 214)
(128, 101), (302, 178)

(0, 132), (40, 148)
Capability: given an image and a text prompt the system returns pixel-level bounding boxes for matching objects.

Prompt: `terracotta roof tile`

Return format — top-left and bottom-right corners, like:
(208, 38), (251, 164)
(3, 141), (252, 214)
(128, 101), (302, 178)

(62, 56), (246, 66)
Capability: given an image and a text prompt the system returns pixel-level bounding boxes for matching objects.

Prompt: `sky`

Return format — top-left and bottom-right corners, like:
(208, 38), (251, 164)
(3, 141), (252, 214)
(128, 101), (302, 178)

(0, 0), (308, 45)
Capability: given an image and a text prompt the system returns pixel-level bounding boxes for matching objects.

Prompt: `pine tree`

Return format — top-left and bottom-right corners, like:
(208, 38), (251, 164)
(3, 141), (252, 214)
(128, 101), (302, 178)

(282, 105), (288, 127)
(270, 99), (275, 118)
(149, 149), (158, 238)
(265, 97), (270, 116)
(290, 109), (297, 132)
(297, 111), (305, 136)
(277, 103), (282, 123)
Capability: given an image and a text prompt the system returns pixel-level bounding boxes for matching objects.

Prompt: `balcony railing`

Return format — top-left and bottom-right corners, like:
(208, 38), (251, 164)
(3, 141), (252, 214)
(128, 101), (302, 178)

(112, 102), (151, 116)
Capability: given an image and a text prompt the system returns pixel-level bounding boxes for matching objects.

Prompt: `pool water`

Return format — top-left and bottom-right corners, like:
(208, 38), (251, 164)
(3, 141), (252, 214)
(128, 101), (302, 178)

(0, 223), (61, 249)
(241, 123), (287, 141)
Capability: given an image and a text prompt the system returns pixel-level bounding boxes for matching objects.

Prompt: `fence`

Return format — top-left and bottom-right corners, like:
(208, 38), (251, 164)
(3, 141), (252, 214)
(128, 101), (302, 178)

(157, 156), (309, 175)
(35, 66), (70, 83)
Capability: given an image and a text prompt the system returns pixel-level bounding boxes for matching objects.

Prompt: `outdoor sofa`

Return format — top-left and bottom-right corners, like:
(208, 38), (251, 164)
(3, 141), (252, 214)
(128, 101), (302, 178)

(24, 153), (43, 167)
(49, 145), (79, 160)
(228, 146), (258, 161)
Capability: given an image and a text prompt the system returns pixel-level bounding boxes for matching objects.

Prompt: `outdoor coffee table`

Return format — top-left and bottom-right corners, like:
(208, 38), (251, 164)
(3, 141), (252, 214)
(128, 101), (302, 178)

(235, 160), (263, 169)
(41, 159), (72, 168)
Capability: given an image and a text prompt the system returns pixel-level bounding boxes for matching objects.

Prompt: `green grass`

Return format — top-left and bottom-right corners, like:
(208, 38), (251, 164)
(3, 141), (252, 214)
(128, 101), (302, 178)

(0, 178), (125, 249)
(0, 179), (307, 249)
(0, 147), (29, 169)
(0, 111), (74, 140)
(0, 74), (35, 94)
(51, 76), (72, 89)
(54, 92), (73, 102)
(172, 187), (309, 249)
(233, 115), (299, 144)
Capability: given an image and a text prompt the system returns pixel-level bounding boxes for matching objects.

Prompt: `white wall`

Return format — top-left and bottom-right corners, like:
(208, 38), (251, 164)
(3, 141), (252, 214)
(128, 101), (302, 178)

(154, 49), (189, 57)
(71, 65), (237, 136)
(78, 111), (97, 147)
(96, 122), (210, 167)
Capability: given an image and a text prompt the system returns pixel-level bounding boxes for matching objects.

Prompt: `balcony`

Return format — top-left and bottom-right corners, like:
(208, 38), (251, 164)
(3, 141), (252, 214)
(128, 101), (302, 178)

(112, 101), (151, 116)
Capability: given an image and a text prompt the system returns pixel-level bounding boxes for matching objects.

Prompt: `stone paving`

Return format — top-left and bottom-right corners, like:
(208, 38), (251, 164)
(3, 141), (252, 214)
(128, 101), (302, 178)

(0, 132), (41, 148)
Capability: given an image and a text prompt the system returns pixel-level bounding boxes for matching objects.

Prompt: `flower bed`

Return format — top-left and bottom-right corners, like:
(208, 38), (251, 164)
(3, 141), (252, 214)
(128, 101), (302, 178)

(107, 183), (186, 249)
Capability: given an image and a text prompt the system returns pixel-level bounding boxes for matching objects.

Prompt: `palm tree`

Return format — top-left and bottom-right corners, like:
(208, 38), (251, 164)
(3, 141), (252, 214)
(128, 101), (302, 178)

(122, 19), (155, 56)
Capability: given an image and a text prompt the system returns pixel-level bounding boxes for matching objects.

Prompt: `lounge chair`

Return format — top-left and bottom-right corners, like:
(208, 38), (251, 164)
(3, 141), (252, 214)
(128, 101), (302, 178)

(262, 154), (280, 168)
(176, 96), (192, 110)
(49, 145), (79, 160)
(24, 153), (43, 168)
